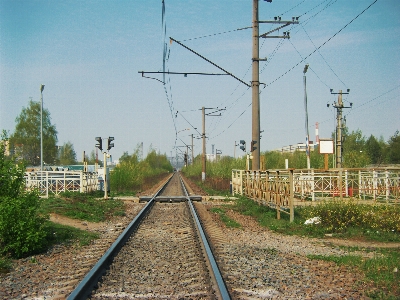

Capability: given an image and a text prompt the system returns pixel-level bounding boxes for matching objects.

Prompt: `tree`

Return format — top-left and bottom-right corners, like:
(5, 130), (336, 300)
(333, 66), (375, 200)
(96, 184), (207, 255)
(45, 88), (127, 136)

(57, 141), (77, 165)
(365, 135), (384, 165)
(343, 129), (365, 153)
(10, 100), (58, 166)
(386, 130), (400, 163)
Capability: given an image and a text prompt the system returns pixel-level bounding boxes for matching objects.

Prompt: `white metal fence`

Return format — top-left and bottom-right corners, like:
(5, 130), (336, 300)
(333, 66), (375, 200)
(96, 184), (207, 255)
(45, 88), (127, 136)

(25, 170), (99, 198)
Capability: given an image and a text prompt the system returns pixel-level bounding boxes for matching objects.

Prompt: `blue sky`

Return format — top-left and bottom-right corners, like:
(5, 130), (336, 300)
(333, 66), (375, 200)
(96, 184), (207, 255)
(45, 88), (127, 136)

(1, 0), (399, 162)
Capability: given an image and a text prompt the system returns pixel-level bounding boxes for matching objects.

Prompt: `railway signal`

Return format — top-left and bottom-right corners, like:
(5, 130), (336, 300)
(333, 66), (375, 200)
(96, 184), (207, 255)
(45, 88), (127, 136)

(251, 140), (257, 152)
(95, 137), (102, 151)
(240, 140), (246, 152)
(107, 137), (115, 150)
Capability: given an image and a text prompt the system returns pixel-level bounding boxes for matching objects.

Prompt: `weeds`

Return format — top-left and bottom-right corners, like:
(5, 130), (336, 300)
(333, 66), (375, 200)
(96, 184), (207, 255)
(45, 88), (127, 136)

(40, 192), (125, 222)
(45, 222), (99, 247)
(210, 207), (241, 228)
(0, 256), (12, 273)
(307, 248), (400, 299)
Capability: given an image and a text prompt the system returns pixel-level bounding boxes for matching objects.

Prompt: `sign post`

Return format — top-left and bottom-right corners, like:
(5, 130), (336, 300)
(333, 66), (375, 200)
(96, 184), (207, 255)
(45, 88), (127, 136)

(319, 139), (334, 170)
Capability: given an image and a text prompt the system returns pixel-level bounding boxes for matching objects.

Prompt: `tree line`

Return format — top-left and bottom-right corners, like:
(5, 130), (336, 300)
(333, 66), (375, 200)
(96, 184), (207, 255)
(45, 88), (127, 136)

(2, 99), (399, 169)
(5, 100), (97, 167)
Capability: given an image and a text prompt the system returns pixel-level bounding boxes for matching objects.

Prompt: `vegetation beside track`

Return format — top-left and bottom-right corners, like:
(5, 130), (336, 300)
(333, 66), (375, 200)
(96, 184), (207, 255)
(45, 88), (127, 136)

(110, 149), (173, 194)
(39, 191), (126, 222)
(0, 143), (173, 272)
(189, 180), (400, 299)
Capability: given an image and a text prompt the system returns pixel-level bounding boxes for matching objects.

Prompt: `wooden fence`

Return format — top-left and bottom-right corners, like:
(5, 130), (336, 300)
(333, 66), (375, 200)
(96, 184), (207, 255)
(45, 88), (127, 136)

(232, 167), (400, 222)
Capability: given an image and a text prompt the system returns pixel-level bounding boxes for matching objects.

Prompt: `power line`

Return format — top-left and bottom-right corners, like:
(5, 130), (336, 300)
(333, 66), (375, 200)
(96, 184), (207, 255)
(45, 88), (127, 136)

(315, 85), (400, 127)
(264, 0), (378, 88)
(344, 84), (400, 117)
(300, 24), (347, 88)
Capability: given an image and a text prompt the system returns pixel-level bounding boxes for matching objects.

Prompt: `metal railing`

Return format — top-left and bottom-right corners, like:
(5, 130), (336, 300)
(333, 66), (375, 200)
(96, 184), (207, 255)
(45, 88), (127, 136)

(232, 168), (400, 221)
(25, 170), (99, 198)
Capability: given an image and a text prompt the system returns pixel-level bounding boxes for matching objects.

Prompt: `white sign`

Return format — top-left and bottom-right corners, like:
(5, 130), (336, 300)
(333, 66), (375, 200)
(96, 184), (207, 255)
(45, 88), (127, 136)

(319, 139), (334, 154)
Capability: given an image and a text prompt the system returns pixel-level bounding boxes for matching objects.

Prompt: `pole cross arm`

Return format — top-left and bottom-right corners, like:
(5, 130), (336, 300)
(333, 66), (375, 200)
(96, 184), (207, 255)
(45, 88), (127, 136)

(259, 20), (298, 38)
(169, 37), (251, 88)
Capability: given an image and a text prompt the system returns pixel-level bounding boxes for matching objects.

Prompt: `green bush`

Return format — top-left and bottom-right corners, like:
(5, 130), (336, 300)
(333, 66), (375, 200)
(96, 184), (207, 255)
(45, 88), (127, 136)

(301, 200), (400, 234)
(0, 194), (48, 258)
(0, 132), (49, 258)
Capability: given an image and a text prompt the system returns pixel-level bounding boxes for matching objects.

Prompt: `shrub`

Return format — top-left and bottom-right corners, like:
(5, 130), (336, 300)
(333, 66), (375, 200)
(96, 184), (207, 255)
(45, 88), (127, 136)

(0, 194), (48, 258)
(301, 200), (400, 233)
(0, 132), (49, 258)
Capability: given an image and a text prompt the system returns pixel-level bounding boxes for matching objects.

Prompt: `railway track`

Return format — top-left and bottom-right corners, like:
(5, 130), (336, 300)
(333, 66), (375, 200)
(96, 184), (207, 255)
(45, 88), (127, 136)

(67, 172), (230, 299)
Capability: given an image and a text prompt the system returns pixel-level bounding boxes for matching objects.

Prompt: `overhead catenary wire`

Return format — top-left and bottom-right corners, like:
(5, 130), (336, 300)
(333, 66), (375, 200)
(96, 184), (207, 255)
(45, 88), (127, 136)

(263, 0), (378, 89)
(314, 85), (400, 128)
(300, 24), (347, 88)
(206, 0), (346, 139)
(209, 0), (378, 142)
(159, 0), (380, 152)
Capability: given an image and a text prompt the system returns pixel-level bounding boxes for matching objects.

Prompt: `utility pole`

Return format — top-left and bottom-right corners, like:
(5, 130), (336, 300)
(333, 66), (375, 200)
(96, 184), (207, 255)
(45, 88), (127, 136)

(252, 1), (299, 170)
(329, 89), (351, 168)
(201, 106), (226, 181)
(40, 84), (45, 171)
(303, 64), (310, 169)
(252, 0), (260, 170)
(202, 107), (206, 181)
(191, 134), (194, 165)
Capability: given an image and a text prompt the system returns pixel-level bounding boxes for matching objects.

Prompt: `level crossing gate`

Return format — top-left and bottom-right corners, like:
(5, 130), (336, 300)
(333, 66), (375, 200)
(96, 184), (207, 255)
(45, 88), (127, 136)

(25, 170), (99, 198)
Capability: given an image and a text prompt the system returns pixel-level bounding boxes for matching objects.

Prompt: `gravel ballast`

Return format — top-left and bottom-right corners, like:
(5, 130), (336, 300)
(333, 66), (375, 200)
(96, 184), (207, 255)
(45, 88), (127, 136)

(0, 196), (384, 299)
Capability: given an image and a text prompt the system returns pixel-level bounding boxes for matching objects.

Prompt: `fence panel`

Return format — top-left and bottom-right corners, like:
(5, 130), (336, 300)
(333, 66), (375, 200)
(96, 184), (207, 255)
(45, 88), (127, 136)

(25, 171), (98, 198)
(232, 167), (400, 221)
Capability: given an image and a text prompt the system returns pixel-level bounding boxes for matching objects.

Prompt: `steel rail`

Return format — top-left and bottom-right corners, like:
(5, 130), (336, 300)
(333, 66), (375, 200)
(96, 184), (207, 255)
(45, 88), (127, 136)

(178, 174), (231, 300)
(67, 173), (175, 300)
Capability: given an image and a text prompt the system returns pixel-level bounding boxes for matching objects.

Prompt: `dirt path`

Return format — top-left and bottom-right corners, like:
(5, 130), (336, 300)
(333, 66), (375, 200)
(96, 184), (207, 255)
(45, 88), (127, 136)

(49, 213), (106, 231)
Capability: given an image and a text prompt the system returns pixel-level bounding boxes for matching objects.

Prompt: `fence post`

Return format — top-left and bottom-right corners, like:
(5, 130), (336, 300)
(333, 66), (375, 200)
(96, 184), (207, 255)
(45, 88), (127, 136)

(300, 170), (304, 200)
(80, 172), (84, 193)
(311, 169), (315, 201)
(231, 170), (234, 196)
(339, 169), (343, 200)
(385, 169), (389, 203)
(289, 169), (294, 222)
(240, 170), (243, 195)
(276, 170), (280, 220)
(373, 170), (377, 202)
(359, 170), (363, 200)
(46, 171), (49, 198)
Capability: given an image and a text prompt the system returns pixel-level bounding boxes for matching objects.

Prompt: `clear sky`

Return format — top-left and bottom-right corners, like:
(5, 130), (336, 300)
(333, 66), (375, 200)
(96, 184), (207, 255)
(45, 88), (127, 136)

(1, 0), (399, 162)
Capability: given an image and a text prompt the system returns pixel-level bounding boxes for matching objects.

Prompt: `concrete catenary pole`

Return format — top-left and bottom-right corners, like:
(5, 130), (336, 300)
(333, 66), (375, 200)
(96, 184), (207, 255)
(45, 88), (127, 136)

(336, 91), (343, 168)
(202, 106), (206, 181)
(330, 88), (350, 168)
(191, 134), (194, 165)
(252, 0), (260, 170)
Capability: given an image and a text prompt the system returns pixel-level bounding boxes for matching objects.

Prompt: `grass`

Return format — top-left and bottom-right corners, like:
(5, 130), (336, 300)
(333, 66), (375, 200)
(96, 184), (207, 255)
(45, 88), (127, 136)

(210, 207), (242, 228)
(308, 248), (400, 299)
(39, 191), (126, 222)
(44, 221), (99, 247)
